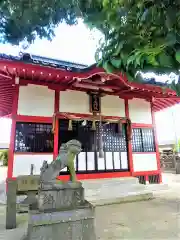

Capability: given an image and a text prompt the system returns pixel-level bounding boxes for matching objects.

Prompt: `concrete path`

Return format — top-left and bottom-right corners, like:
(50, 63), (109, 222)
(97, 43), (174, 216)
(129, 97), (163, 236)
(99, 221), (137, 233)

(96, 197), (180, 239)
(0, 191), (180, 240)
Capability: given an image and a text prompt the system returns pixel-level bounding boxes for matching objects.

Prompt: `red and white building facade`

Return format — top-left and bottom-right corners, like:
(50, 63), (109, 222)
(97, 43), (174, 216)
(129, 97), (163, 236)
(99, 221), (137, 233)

(0, 54), (179, 184)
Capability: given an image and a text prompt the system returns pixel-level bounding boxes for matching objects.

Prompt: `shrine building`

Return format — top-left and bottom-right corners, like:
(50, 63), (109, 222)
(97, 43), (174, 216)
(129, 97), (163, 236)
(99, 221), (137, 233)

(0, 53), (179, 184)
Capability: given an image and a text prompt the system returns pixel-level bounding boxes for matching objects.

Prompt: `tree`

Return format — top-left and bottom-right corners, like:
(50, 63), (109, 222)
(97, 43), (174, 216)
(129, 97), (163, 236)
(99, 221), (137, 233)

(0, 149), (8, 166)
(1, 0), (180, 95)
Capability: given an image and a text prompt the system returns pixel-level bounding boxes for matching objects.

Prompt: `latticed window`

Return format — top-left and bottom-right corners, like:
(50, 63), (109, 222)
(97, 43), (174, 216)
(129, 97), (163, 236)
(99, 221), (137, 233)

(132, 128), (155, 152)
(95, 122), (127, 152)
(15, 122), (54, 152)
(59, 120), (127, 152)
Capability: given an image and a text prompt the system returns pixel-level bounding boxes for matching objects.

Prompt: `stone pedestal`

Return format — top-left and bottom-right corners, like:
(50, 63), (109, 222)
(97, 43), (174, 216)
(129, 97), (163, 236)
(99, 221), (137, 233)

(176, 162), (180, 174)
(25, 181), (96, 240)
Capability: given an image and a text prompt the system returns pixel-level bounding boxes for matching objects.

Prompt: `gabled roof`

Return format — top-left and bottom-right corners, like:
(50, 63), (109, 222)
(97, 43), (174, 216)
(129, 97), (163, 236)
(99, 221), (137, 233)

(0, 53), (179, 117)
(0, 53), (92, 71)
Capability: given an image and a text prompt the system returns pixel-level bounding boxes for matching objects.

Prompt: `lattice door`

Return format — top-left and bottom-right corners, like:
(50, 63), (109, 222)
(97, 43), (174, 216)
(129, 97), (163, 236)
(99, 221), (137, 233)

(58, 119), (129, 174)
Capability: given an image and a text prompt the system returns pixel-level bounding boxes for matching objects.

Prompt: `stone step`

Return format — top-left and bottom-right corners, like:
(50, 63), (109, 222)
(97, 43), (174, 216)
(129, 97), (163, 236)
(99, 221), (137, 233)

(82, 177), (139, 189)
(82, 177), (154, 206)
(89, 192), (153, 206)
(0, 177), (152, 207)
(85, 183), (148, 196)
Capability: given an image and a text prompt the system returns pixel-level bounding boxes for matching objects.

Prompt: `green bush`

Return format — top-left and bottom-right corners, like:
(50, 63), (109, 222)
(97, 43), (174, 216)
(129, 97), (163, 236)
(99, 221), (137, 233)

(173, 139), (180, 153)
(0, 149), (9, 166)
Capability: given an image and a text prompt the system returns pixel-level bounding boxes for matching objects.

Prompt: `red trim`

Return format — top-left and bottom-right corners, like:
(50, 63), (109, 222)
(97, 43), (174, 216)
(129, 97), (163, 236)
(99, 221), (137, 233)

(145, 175), (149, 182)
(7, 85), (19, 179)
(132, 123), (153, 128)
(14, 152), (53, 155)
(125, 99), (134, 175)
(20, 80), (68, 91)
(151, 101), (162, 183)
(53, 91), (59, 160)
(16, 115), (52, 123)
(0, 59), (177, 96)
(2, 114), (12, 118)
(0, 60), (179, 117)
(57, 171), (131, 181)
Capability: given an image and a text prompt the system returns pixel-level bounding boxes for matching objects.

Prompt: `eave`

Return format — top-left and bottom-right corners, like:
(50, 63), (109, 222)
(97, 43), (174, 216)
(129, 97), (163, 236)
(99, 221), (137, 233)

(0, 57), (179, 117)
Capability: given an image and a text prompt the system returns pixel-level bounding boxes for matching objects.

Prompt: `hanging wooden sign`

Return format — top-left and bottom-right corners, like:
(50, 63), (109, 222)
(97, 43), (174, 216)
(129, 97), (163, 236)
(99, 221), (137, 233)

(89, 93), (101, 113)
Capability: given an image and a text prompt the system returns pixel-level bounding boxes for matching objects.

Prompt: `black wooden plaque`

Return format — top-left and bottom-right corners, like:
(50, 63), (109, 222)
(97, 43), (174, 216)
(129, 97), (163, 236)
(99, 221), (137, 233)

(89, 94), (101, 113)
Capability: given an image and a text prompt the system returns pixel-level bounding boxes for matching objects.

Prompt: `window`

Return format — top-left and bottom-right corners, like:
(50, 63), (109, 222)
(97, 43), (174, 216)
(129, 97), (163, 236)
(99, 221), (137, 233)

(96, 122), (127, 152)
(59, 120), (127, 152)
(132, 128), (155, 152)
(15, 122), (54, 152)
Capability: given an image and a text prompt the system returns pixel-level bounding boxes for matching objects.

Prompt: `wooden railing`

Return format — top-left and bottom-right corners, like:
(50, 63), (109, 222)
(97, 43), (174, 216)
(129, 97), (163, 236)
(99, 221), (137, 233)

(160, 152), (180, 173)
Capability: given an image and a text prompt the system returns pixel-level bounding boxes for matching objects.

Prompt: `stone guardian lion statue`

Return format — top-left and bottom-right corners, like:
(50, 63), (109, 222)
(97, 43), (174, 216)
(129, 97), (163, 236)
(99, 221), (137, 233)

(40, 139), (82, 183)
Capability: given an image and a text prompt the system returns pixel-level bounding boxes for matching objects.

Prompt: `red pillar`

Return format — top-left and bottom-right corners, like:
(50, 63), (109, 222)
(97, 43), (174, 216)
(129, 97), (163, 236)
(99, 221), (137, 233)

(150, 101), (162, 183)
(124, 99), (134, 176)
(53, 90), (59, 160)
(7, 85), (19, 179)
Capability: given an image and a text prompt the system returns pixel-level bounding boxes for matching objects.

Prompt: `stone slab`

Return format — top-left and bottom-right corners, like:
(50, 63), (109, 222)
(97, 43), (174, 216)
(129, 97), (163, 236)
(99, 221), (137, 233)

(26, 206), (96, 240)
(40, 181), (82, 190)
(17, 175), (40, 193)
(38, 185), (85, 211)
(29, 207), (94, 226)
(6, 179), (17, 229)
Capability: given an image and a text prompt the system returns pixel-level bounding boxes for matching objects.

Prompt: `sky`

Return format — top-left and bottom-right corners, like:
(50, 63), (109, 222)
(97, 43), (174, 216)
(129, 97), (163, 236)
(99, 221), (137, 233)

(0, 20), (101, 65)
(155, 104), (180, 145)
(0, 21), (179, 145)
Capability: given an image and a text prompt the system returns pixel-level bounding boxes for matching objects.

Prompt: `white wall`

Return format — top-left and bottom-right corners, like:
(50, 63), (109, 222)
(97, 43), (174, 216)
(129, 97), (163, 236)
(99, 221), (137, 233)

(18, 85), (54, 117)
(59, 90), (90, 114)
(129, 98), (152, 124)
(13, 154), (53, 177)
(101, 95), (125, 117)
(60, 90), (125, 117)
(133, 153), (157, 172)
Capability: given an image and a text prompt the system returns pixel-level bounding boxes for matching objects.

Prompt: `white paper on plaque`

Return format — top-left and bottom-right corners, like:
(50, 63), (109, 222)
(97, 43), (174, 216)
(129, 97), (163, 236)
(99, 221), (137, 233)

(78, 152), (86, 171)
(87, 152), (95, 170)
(97, 152), (105, 170)
(114, 152), (120, 170)
(121, 152), (128, 169)
(105, 152), (113, 170)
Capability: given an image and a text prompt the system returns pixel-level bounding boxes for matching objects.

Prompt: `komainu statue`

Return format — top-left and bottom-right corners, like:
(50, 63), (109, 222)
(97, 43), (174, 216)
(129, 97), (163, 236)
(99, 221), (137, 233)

(40, 139), (82, 183)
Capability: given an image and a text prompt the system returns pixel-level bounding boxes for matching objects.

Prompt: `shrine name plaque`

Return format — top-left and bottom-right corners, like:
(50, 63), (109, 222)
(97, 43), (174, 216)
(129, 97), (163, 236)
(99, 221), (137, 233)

(89, 93), (101, 113)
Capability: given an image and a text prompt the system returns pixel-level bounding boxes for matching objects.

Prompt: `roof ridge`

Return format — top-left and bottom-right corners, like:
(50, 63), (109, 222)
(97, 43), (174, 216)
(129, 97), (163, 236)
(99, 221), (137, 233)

(0, 52), (97, 71)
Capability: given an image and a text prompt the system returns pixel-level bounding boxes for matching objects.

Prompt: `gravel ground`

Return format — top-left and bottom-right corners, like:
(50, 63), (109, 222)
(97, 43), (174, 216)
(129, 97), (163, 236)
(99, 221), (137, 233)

(0, 193), (179, 240)
(95, 196), (180, 239)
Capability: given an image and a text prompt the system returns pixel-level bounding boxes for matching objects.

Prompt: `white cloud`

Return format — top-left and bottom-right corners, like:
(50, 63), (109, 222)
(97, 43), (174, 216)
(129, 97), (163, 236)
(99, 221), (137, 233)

(0, 20), (102, 65)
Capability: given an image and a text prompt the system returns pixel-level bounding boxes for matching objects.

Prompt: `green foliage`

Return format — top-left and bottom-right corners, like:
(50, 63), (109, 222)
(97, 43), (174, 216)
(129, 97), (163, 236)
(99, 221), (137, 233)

(0, 0), (180, 94)
(0, 0), (78, 44)
(92, 0), (180, 95)
(0, 149), (8, 166)
(173, 140), (180, 153)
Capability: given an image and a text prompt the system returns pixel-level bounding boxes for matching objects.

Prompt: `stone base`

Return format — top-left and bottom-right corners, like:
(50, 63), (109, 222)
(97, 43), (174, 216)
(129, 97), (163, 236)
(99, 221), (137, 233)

(38, 181), (85, 211)
(26, 202), (96, 240)
(175, 162), (180, 174)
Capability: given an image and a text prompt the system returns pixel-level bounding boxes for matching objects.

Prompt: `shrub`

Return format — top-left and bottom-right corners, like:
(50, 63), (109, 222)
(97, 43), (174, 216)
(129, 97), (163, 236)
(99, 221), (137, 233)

(0, 149), (8, 166)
